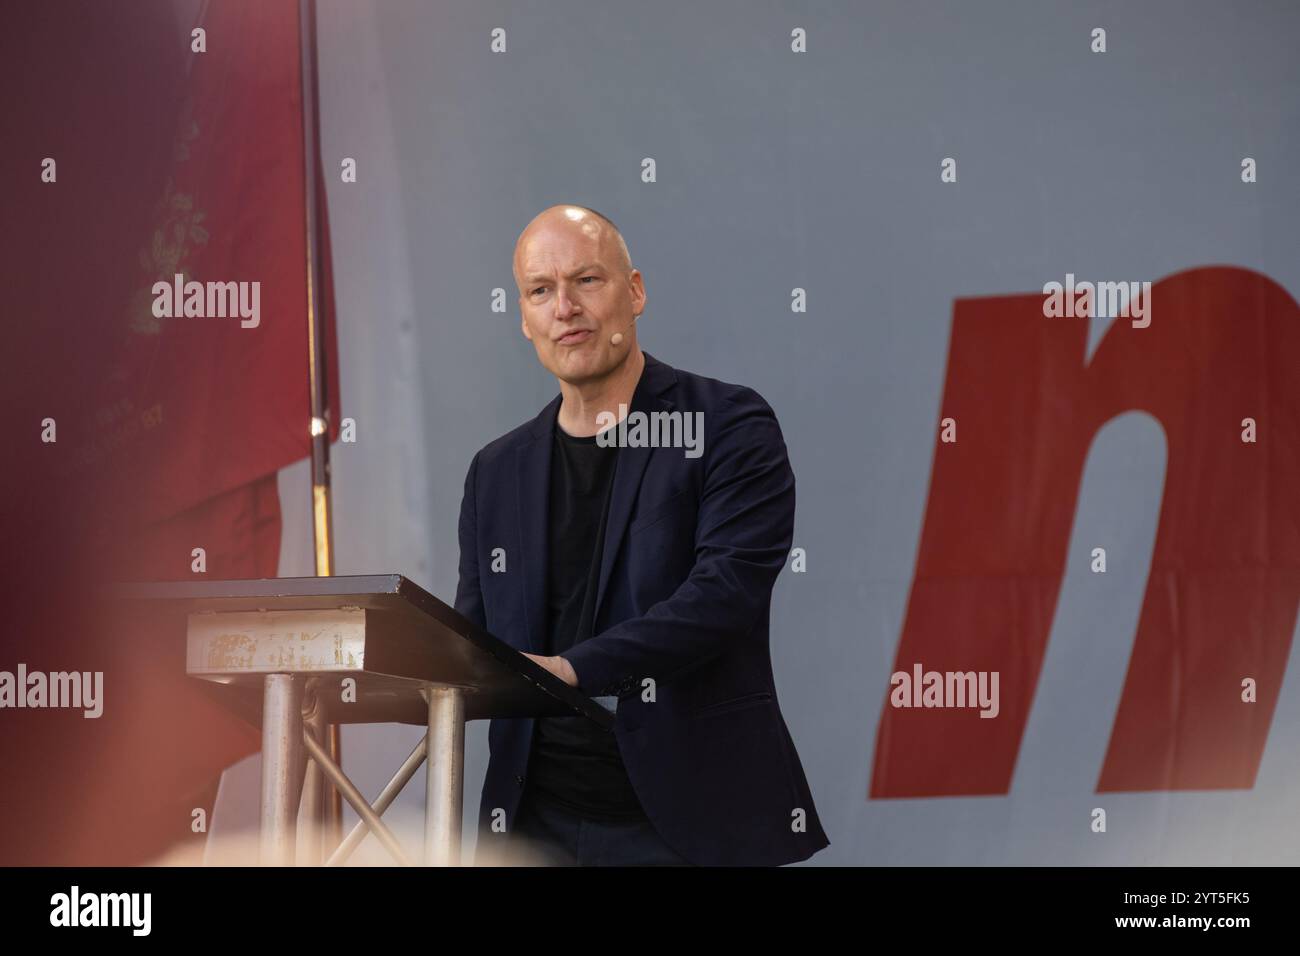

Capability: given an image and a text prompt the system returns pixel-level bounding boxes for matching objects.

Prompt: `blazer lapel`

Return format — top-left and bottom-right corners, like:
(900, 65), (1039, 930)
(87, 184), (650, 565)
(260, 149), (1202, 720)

(592, 353), (677, 623)
(514, 393), (560, 654)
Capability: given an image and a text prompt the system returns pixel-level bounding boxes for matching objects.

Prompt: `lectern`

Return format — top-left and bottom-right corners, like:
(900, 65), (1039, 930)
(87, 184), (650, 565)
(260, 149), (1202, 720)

(113, 574), (615, 866)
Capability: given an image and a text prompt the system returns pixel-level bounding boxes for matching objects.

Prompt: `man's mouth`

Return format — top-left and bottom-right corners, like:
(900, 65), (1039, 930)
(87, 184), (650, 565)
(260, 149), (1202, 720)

(556, 329), (592, 345)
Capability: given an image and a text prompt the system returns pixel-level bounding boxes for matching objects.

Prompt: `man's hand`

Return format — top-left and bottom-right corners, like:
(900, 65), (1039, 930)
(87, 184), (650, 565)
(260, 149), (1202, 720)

(523, 652), (580, 688)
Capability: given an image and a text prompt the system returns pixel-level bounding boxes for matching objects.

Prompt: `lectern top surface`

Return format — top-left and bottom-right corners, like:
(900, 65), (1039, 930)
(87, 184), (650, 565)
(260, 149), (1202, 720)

(111, 574), (615, 727)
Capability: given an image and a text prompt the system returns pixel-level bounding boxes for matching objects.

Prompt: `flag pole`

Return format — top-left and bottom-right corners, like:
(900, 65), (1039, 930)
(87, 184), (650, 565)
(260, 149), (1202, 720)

(298, 0), (343, 857)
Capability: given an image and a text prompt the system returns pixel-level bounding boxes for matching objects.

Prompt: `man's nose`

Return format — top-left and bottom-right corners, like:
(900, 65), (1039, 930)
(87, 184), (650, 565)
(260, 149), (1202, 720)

(553, 284), (579, 319)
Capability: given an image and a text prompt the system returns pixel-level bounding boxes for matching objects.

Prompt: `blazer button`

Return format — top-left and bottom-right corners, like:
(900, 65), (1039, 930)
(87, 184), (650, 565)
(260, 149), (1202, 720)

(515, 774), (524, 788)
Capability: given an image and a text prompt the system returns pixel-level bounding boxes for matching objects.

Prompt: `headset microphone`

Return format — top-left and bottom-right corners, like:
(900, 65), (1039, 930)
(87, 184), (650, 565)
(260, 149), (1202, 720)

(610, 312), (640, 346)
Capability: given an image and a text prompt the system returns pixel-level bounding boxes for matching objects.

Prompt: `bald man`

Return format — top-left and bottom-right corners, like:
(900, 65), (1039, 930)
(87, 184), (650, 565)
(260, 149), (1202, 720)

(455, 205), (829, 866)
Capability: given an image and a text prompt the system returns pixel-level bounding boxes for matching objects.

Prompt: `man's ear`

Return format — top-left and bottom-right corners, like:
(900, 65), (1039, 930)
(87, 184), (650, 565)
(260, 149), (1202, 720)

(629, 269), (647, 317)
(520, 311), (533, 341)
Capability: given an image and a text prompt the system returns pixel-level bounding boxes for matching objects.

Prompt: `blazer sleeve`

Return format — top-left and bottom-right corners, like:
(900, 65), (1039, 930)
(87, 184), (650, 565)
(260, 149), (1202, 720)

(453, 450), (487, 631)
(559, 386), (795, 696)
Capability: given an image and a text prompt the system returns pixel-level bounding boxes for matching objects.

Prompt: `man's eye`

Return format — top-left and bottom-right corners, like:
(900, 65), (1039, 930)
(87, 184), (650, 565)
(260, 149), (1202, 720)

(580, 276), (598, 283)
(531, 287), (546, 296)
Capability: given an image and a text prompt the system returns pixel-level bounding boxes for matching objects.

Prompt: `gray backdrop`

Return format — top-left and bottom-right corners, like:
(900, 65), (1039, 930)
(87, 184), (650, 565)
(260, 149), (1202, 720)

(211, 0), (1300, 865)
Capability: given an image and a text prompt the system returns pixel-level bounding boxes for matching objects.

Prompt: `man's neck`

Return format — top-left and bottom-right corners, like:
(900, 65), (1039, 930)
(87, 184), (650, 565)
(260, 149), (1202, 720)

(556, 347), (646, 438)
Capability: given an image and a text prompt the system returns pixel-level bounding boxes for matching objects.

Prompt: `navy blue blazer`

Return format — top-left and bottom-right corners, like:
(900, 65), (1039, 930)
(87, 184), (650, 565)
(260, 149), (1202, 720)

(455, 352), (829, 866)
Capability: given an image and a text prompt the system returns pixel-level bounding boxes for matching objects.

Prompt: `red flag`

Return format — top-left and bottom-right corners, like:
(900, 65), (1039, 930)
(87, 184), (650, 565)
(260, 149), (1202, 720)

(0, 0), (340, 863)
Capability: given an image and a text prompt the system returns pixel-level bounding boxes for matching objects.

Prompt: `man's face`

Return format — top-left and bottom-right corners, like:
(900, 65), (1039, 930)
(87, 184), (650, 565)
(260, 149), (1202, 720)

(515, 213), (646, 386)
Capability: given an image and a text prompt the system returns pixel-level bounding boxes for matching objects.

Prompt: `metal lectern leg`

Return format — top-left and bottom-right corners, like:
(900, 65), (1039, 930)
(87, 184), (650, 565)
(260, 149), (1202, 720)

(261, 673), (304, 866)
(424, 685), (465, 866)
(297, 705), (327, 865)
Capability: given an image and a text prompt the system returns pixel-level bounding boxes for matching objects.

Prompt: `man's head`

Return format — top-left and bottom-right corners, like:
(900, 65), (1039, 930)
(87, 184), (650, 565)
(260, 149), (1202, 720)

(513, 204), (646, 386)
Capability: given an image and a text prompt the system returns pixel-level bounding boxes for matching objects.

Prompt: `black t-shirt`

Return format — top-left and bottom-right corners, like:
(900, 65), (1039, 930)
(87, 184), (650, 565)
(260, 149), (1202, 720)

(525, 423), (648, 821)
